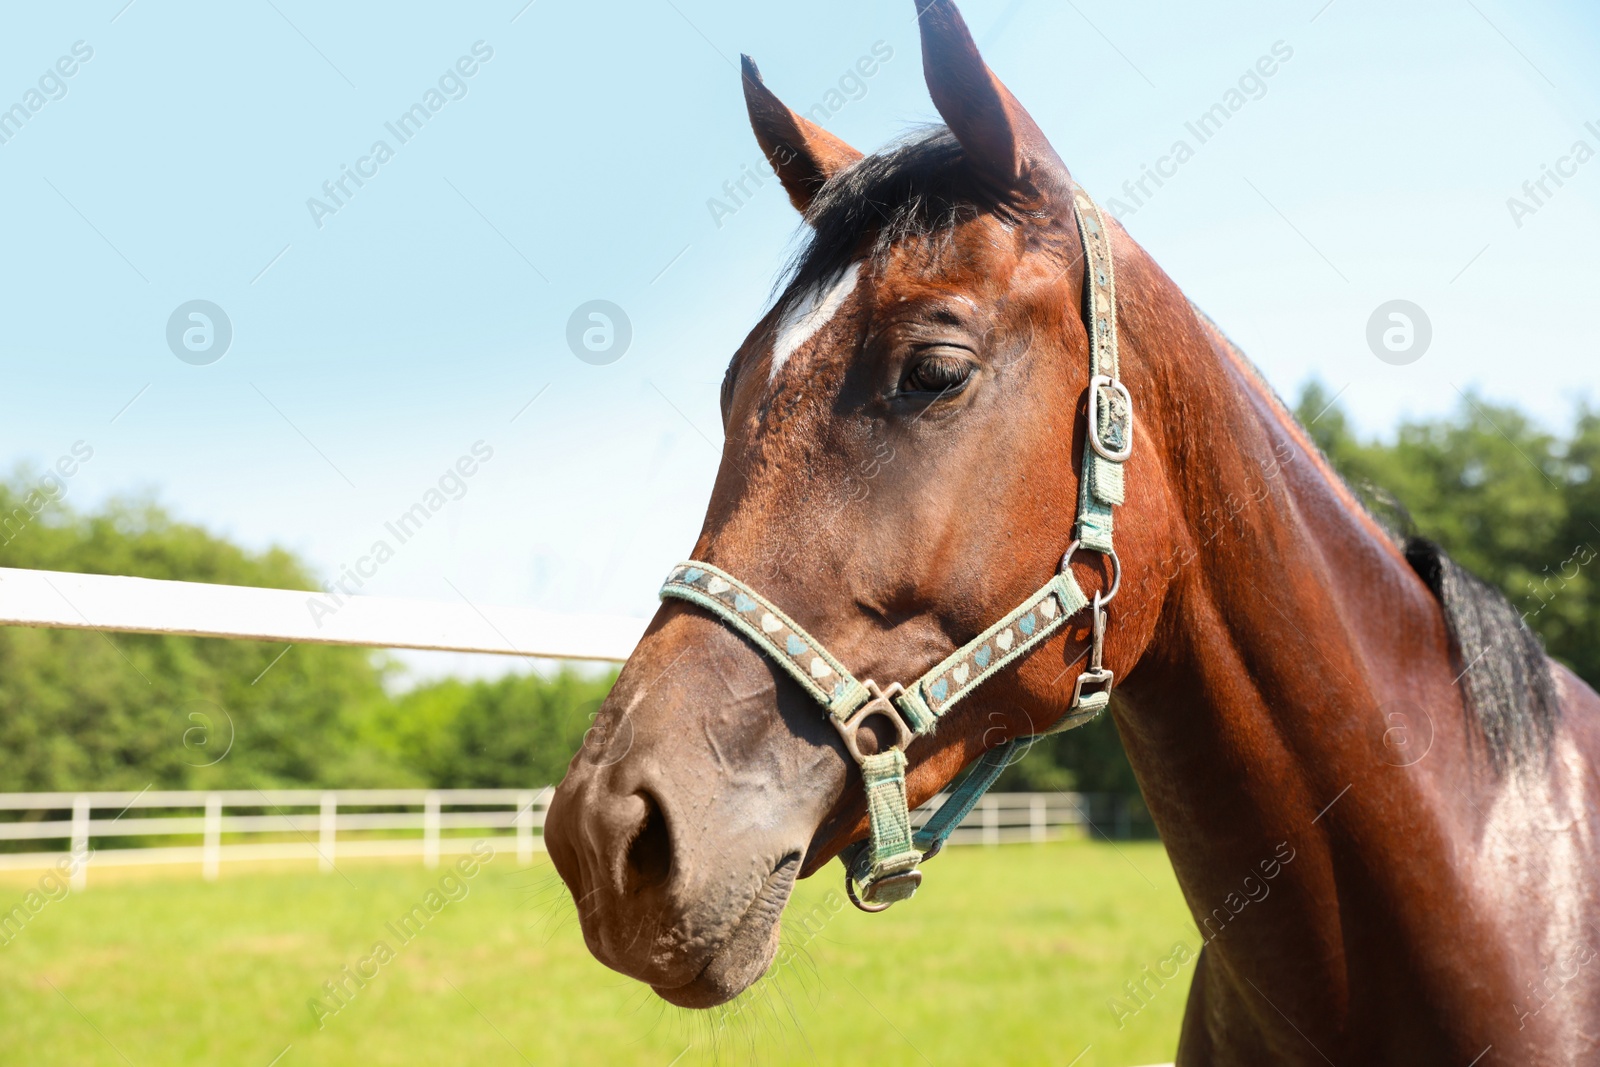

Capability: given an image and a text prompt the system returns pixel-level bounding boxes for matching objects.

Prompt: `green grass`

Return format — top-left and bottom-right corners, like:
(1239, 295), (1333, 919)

(0, 839), (1196, 1066)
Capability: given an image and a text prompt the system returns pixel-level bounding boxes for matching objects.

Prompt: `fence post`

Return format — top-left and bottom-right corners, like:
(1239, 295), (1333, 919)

(203, 793), (222, 881)
(982, 793), (999, 846)
(516, 791), (534, 867)
(1115, 794), (1131, 840)
(1030, 795), (1046, 844)
(70, 795), (90, 891)
(423, 791), (440, 869)
(319, 792), (337, 873)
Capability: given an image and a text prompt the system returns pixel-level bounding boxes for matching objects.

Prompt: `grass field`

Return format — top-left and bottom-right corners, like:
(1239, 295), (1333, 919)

(0, 839), (1196, 1066)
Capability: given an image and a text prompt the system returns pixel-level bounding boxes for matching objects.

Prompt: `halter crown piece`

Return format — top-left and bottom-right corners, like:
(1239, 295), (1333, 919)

(660, 190), (1133, 911)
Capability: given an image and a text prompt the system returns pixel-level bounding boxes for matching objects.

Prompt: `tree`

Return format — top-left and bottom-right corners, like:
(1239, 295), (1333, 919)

(371, 669), (616, 788)
(0, 486), (400, 792)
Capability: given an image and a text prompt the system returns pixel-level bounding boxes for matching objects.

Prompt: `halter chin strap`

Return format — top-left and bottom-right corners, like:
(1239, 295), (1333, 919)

(658, 189), (1132, 910)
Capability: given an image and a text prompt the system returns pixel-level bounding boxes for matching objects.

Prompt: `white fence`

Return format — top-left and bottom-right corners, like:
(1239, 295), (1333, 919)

(0, 788), (1134, 888)
(0, 569), (1147, 887)
(0, 566), (646, 660)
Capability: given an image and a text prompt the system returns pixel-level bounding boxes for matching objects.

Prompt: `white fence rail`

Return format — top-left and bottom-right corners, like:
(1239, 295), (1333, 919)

(0, 788), (1136, 887)
(0, 566), (645, 661)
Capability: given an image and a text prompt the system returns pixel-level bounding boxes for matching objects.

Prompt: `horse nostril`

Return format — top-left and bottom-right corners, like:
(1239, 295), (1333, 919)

(625, 792), (673, 892)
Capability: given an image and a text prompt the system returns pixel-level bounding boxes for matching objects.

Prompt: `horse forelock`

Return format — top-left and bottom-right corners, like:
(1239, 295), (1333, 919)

(777, 127), (1031, 305)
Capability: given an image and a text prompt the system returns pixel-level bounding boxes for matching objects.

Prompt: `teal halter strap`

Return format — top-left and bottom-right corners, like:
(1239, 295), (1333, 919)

(659, 561), (1088, 905)
(658, 189), (1132, 910)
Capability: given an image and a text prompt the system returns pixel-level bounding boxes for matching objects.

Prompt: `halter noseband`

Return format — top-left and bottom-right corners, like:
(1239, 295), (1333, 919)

(659, 190), (1133, 911)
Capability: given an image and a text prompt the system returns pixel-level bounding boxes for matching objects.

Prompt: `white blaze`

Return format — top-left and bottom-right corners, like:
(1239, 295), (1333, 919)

(769, 262), (860, 381)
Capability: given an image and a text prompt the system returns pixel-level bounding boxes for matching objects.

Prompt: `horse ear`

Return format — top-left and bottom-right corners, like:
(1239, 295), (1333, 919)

(741, 55), (863, 214)
(915, 0), (1070, 200)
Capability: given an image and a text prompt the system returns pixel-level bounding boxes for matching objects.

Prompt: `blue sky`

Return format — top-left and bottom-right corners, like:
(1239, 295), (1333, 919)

(2, 0), (1596, 682)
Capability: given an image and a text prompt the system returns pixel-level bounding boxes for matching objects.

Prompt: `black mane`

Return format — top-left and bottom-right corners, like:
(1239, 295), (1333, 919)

(1404, 537), (1559, 772)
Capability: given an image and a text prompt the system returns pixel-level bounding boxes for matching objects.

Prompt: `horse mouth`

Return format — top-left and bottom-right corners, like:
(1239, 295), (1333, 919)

(652, 853), (802, 1009)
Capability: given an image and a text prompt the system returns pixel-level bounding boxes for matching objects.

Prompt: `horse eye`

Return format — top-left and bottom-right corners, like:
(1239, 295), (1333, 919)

(904, 351), (974, 395)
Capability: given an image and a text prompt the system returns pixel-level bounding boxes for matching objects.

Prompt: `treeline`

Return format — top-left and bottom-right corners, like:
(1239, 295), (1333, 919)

(0, 483), (611, 793)
(0, 385), (1594, 795)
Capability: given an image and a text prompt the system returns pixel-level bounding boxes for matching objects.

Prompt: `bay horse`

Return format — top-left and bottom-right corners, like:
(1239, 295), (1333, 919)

(546, 2), (1600, 1061)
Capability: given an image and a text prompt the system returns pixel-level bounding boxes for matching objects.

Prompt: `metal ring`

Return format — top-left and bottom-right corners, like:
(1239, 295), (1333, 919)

(845, 873), (892, 913)
(833, 681), (913, 765)
(1058, 540), (1122, 605)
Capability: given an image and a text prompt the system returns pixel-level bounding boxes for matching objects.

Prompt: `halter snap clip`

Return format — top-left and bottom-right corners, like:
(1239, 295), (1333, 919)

(1072, 593), (1114, 708)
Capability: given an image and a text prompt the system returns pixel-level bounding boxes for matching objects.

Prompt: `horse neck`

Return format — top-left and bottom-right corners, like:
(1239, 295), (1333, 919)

(1109, 253), (1484, 1030)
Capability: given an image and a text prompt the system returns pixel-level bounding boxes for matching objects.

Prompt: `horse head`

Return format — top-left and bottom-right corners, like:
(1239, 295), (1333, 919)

(545, 0), (1177, 1009)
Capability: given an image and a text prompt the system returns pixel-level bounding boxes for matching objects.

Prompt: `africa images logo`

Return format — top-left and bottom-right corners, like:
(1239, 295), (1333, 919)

(166, 300), (233, 365)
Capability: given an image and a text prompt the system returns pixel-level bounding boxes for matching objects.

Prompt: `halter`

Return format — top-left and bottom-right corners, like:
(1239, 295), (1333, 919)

(659, 190), (1133, 910)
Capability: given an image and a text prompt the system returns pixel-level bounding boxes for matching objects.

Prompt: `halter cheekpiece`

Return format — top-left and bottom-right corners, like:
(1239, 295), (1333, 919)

(659, 189), (1133, 911)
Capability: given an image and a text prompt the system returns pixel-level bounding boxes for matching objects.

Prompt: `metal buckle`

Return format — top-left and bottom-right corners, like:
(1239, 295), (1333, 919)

(1086, 374), (1134, 462)
(847, 868), (922, 912)
(832, 680), (914, 764)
